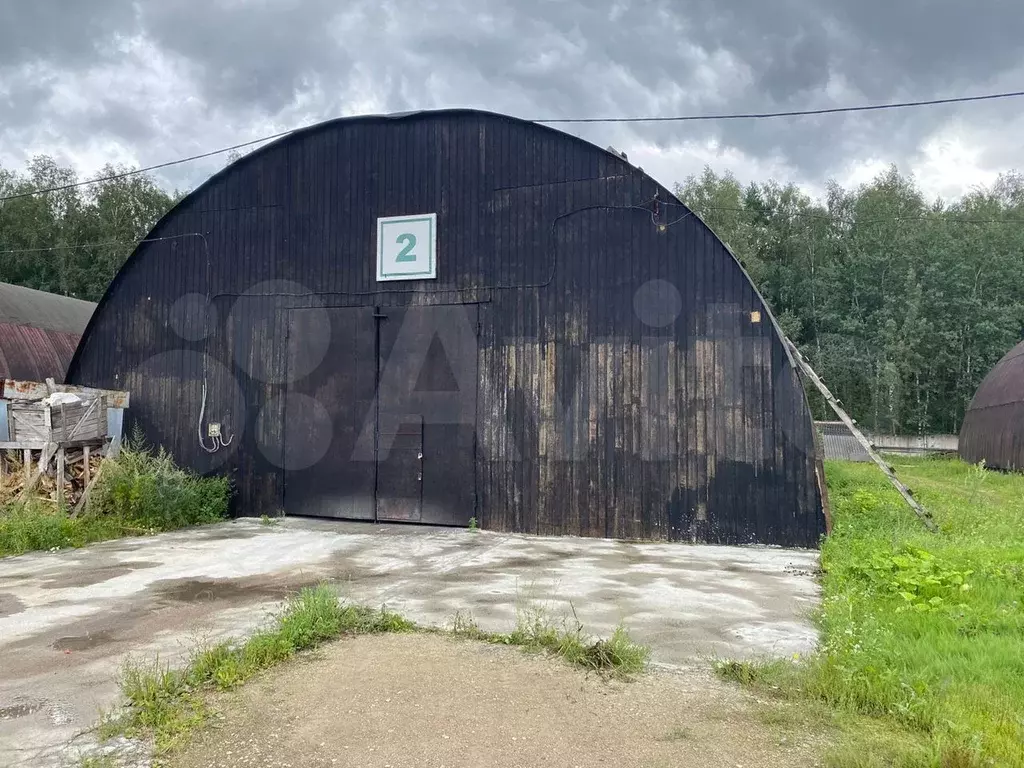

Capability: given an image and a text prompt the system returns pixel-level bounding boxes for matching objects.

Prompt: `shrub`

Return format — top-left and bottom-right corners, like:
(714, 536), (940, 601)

(1, 439), (229, 558)
(89, 442), (229, 529)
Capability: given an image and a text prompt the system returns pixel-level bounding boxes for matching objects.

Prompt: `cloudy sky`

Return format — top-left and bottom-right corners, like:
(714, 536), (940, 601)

(2, 1), (1022, 201)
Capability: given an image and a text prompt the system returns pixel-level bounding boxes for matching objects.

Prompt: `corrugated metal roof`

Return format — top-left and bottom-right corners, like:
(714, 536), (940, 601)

(959, 339), (1024, 470)
(815, 421), (871, 462)
(0, 281), (95, 334)
(0, 282), (96, 381)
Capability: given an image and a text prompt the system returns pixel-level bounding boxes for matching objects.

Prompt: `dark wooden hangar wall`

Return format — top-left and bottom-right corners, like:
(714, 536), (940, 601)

(959, 340), (1024, 471)
(67, 110), (825, 547)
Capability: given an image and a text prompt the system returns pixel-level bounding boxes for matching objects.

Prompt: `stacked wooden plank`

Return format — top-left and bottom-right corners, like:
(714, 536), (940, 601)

(0, 378), (129, 511)
(0, 447), (104, 508)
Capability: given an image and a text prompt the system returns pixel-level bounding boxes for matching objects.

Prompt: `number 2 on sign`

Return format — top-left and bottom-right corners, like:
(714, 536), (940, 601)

(395, 233), (417, 262)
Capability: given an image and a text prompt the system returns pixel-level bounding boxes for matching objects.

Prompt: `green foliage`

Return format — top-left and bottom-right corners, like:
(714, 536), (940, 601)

(89, 441), (229, 530)
(715, 458), (1024, 766)
(0, 499), (121, 555)
(845, 545), (974, 612)
(452, 603), (650, 677)
(467, 516), (479, 531)
(714, 660), (763, 685)
(675, 167), (1024, 435)
(0, 156), (180, 301)
(79, 756), (118, 768)
(0, 442), (228, 558)
(4, 155), (1022, 438)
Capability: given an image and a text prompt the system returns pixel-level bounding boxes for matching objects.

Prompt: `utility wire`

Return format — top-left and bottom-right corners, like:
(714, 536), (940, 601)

(0, 129), (297, 204)
(2, 89), (1023, 203)
(2, 209), (1023, 258)
(0, 233), (208, 256)
(535, 89), (1024, 123)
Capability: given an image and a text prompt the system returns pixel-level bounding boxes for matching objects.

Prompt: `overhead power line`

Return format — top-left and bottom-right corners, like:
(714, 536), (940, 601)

(534, 89), (1024, 123)
(1, 88), (1022, 203)
(0, 129), (298, 204)
(2, 208), (1023, 258)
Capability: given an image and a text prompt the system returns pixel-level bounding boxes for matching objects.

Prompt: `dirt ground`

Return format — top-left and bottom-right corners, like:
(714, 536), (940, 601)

(169, 633), (824, 768)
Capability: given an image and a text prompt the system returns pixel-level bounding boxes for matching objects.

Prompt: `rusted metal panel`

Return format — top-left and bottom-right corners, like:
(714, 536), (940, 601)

(66, 109), (825, 546)
(816, 421), (872, 462)
(0, 323), (81, 382)
(959, 340), (1024, 470)
(0, 281), (94, 382)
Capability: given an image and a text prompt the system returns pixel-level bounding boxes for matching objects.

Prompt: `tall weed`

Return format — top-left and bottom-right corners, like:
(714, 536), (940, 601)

(89, 441), (229, 529)
(1, 438), (229, 557)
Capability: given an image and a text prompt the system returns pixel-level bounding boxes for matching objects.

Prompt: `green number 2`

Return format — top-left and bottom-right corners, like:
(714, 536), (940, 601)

(395, 233), (417, 262)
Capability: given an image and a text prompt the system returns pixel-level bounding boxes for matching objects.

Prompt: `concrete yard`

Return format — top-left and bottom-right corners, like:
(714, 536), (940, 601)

(0, 519), (820, 767)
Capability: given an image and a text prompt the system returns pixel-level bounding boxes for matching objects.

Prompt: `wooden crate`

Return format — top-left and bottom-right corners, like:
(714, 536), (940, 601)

(0, 378), (130, 509)
(8, 398), (107, 445)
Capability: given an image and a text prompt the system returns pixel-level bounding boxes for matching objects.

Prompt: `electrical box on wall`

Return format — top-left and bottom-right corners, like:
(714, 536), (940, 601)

(376, 213), (437, 281)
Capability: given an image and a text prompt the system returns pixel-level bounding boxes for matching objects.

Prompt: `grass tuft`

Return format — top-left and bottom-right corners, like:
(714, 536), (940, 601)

(79, 756), (118, 768)
(713, 659), (768, 686)
(450, 603), (650, 677)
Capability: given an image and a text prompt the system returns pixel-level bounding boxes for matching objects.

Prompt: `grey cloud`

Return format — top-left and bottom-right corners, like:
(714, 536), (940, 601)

(1, 0), (1023, 193)
(0, 1), (137, 68)
(136, 0), (358, 113)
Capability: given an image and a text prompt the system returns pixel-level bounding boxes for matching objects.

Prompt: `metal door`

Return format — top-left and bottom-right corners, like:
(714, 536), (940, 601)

(283, 307), (377, 518)
(374, 304), (479, 525)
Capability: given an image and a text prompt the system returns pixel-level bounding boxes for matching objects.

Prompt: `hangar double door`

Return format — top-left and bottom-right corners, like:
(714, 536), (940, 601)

(283, 304), (478, 526)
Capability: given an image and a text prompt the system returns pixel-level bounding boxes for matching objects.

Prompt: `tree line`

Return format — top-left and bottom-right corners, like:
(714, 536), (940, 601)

(0, 156), (179, 302)
(676, 166), (1024, 435)
(2, 155), (1021, 435)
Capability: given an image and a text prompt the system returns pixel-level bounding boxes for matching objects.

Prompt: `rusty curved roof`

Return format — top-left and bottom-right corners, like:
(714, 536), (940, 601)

(0, 282), (96, 382)
(959, 340), (1024, 470)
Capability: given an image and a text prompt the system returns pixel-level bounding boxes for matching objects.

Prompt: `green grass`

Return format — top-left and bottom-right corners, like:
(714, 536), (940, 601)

(0, 500), (140, 556)
(0, 441), (228, 558)
(715, 456), (1024, 767)
(450, 603), (650, 677)
(99, 587), (649, 759)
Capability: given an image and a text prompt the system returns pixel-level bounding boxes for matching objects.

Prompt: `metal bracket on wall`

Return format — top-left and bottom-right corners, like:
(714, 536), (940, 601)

(787, 339), (938, 534)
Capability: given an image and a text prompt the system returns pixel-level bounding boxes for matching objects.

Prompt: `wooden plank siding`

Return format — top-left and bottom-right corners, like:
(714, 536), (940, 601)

(959, 340), (1024, 471)
(66, 109), (825, 546)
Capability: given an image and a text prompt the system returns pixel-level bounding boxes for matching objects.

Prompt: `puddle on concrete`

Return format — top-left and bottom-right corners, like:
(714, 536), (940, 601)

(51, 630), (117, 652)
(0, 592), (26, 618)
(199, 527), (261, 541)
(39, 561), (163, 590)
(151, 577), (305, 605)
(0, 700), (44, 720)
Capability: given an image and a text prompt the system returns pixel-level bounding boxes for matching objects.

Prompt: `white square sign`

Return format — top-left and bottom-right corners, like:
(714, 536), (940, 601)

(377, 213), (437, 281)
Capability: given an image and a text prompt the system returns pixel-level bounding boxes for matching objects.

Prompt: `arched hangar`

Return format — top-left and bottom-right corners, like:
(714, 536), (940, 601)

(0, 281), (95, 381)
(959, 340), (1024, 471)
(67, 109), (825, 546)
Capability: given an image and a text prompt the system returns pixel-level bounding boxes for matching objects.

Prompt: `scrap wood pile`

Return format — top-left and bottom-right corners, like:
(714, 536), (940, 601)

(1, 448), (105, 509)
(0, 378), (129, 513)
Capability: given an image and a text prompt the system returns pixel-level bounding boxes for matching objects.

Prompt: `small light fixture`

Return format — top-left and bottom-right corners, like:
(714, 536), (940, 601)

(750, 310), (762, 323)
(658, 224), (667, 233)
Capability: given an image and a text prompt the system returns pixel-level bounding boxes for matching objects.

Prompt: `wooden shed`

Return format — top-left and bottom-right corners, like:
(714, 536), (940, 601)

(67, 109), (826, 546)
